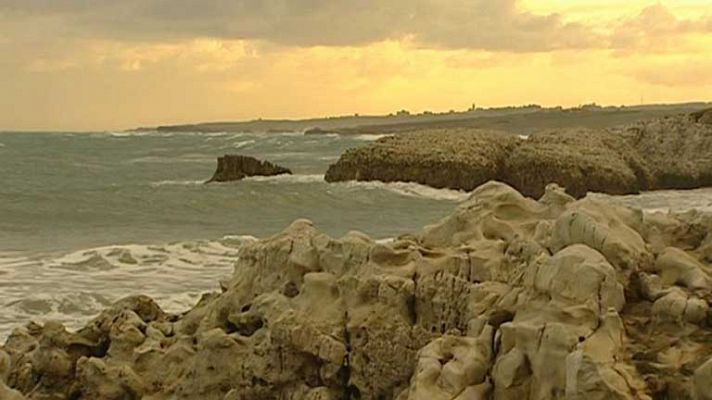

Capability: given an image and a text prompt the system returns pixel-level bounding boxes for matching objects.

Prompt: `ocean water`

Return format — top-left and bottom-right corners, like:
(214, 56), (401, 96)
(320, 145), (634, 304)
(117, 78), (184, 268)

(1, 130), (711, 338)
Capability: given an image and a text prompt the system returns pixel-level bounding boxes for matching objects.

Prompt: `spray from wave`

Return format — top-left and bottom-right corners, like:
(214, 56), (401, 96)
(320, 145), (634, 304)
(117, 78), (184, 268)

(0, 236), (251, 337)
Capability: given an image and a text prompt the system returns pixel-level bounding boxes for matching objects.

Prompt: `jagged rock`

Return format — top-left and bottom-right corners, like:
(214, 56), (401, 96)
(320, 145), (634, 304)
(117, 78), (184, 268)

(325, 130), (518, 191)
(2, 181), (711, 399)
(402, 331), (494, 400)
(206, 154), (291, 183)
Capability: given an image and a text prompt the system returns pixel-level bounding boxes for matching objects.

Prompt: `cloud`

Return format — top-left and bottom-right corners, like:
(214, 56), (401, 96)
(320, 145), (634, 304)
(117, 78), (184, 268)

(610, 3), (712, 50)
(0, 0), (596, 51)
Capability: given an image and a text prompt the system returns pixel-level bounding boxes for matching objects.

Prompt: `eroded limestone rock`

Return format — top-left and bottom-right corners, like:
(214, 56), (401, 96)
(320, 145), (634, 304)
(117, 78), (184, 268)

(2, 181), (711, 399)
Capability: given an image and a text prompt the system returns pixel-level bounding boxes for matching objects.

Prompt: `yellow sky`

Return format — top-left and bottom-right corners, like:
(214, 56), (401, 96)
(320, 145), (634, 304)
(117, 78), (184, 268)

(0, 0), (710, 131)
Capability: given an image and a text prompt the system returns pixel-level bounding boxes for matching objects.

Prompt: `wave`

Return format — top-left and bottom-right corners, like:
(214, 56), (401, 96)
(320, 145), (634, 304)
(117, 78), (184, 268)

(0, 142), (5, 147)
(244, 174), (325, 184)
(590, 187), (712, 213)
(342, 180), (471, 201)
(353, 134), (391, 141)
(150, 180), (205, 187)
(0, 237), (251, 338)
(127, 154), (215, 164)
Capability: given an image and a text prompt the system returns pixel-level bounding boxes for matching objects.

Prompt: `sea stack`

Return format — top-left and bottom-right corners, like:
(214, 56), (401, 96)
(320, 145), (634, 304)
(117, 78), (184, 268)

(207, 155), (292, 183)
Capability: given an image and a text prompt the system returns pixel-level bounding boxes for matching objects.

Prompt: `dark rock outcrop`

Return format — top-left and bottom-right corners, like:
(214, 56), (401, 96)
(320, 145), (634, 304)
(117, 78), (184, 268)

(503, 129), (653, 198)
(616, 113), (712, 189)
(691, 108), (712, 124)
(207, 155), (291, 183)
(326, 111), (712, 198)
(324, 130), (518, 191)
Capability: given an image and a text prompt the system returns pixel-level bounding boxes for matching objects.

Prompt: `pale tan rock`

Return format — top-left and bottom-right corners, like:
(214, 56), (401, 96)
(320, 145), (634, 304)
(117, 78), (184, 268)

(653, 247), (711, 291)
(75, 357), (144, 400)
(652, 288), (709, 324)
(404, 329), (493, 400)
(0, 348), (9, 383)
(565, 351), (636, 400)
(0, 382), (26, 400)
(550, 207), (650, 273)
(693, 357), (712, 400)
(2, 181), (711, 399)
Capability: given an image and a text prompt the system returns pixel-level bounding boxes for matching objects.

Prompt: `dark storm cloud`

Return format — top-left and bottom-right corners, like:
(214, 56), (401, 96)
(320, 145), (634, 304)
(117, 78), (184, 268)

(0, 0), (597, 51)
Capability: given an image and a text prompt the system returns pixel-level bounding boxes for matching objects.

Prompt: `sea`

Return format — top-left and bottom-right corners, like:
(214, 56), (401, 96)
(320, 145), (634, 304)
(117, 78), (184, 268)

(1, 130), (711, 338)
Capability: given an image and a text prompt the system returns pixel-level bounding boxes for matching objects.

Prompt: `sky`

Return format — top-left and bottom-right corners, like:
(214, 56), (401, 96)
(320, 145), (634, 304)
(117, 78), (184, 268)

(0, 0), (711, 131)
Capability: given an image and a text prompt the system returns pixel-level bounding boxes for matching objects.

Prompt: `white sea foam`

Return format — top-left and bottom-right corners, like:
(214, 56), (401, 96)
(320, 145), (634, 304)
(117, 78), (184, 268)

(244, 174), (325, 184)
(0, 142), (5, 147)
(150, 180), (205, 187)
(343, 180), (471, 201)
(0, 237), (249, 338)
(590, 187), (712, 214)
(354, 134), (390, 141)
(127, 154), (215, 164)
(231, 139), (256, 149)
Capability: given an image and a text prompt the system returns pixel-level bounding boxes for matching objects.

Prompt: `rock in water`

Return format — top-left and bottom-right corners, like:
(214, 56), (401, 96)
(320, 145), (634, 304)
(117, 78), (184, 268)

(616, 112), (712, 189)
(206, 155), (291, 183)
(325, 129), (518, 191)
(503, 129), (652, 198)
(2, 182), (712, 399)
(326, 111), (712, 198)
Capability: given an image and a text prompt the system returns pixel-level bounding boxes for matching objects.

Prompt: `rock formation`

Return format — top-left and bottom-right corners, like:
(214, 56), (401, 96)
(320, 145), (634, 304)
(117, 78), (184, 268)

(324, 130), (518, 191)
(325, 111), (712, 198)
(691, 108), (712, 125)
(207, 155), (292, 183)
(2, 181), (712, 399)
(503, 130), (652, 198)
(615, 113), (712, 190)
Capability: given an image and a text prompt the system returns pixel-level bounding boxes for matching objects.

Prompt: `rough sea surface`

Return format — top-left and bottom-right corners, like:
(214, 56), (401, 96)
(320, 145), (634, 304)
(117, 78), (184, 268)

(1, 130), (711, 338)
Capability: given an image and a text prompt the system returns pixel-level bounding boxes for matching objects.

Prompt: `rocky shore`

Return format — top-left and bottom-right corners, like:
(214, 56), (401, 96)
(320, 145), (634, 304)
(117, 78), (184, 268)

(2, 181), (712, 399)
(326, 110), (712, 198)
(325, 130), (518, 191)
(207, 155), (292, 183)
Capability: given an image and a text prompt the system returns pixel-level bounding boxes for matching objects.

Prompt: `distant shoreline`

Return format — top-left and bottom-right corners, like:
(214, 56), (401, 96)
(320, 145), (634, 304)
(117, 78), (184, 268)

(134, 101), (712, 135)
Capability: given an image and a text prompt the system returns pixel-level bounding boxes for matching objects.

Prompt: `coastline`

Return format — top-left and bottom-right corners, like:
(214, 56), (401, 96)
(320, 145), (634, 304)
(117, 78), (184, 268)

(2, 181), (712, 399)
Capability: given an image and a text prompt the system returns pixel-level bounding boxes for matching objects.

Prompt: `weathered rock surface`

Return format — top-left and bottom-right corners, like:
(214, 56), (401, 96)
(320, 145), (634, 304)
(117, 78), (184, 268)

(691, 108), (712, 125)
(324, 130), (518, 191)
(326, 111), (712, 198)
(503, 130), (652, 198)
(207, 154), (292, 183)
(2, 181), (712, 399)
(616, 113), (712, 190)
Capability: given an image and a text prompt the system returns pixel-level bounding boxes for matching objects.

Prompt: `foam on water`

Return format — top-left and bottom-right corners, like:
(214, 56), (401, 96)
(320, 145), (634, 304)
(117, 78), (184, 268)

(0, 237), (247, 338)
(244, 174), (326, 184)
(590, 187), (712, 214)
(150, 180), (205, 187)
(354, 134), (391, 141)
(343, 180), (471, 202)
